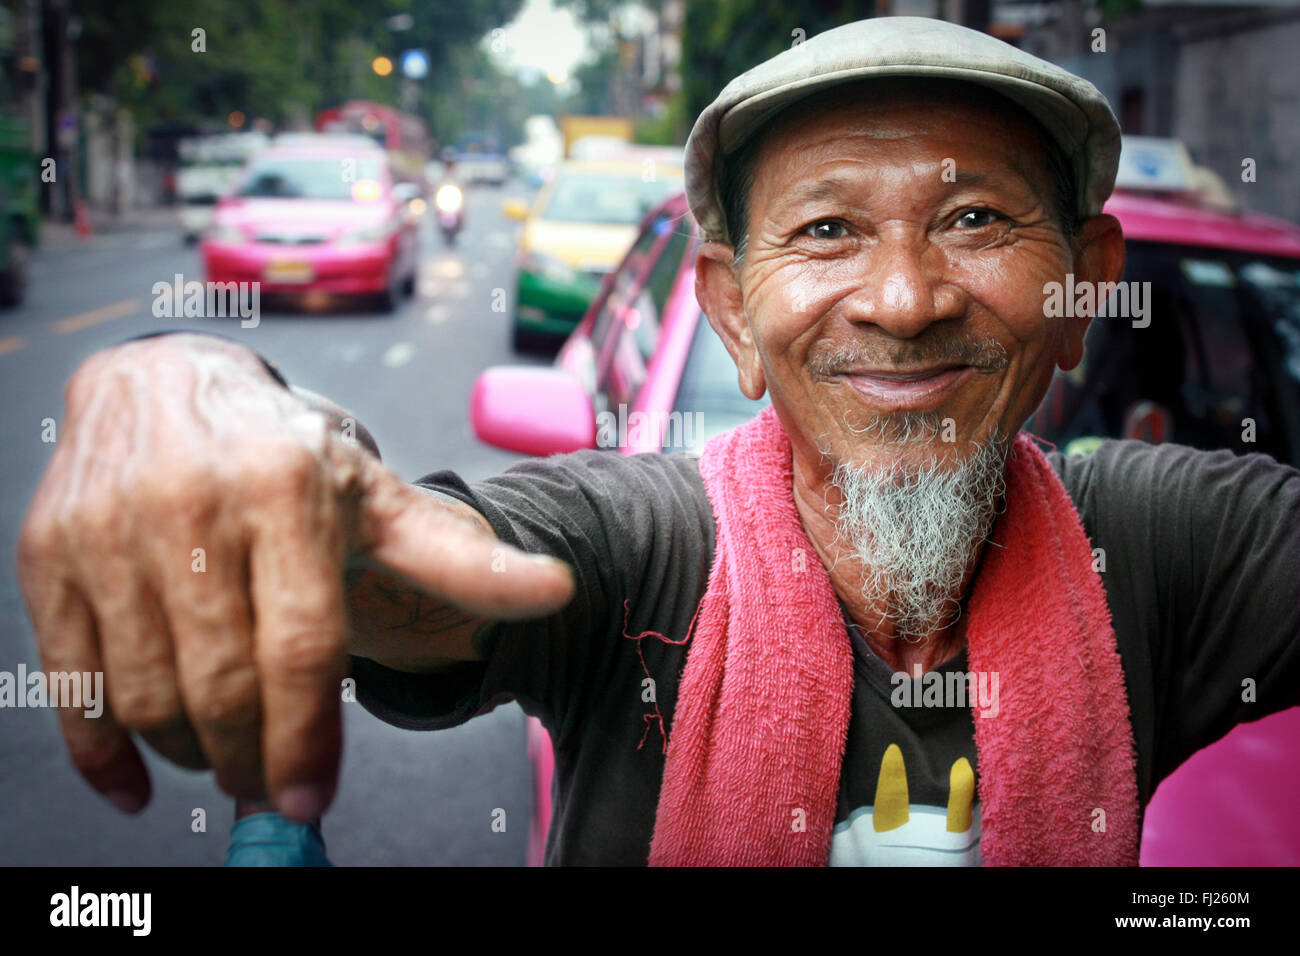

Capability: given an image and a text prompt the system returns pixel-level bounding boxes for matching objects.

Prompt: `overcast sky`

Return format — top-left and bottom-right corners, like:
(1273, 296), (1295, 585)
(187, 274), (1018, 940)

(490, 0), (592, 84)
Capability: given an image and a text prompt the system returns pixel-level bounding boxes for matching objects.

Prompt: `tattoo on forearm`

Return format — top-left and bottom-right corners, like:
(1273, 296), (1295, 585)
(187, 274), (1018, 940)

(344, 561), (494, 668)
(372, 576), (474, 635)
(346, 564), (470, 634)
(342, 489), (498, 663)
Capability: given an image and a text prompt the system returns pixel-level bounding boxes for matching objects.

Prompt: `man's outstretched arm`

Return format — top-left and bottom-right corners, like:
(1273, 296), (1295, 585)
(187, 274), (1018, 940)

(16, 333), (574, 822)
(289, 381), (502, 675)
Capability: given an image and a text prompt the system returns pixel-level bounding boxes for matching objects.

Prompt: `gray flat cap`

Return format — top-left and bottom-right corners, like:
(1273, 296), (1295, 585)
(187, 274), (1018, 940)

(685, 16), (1122, 243)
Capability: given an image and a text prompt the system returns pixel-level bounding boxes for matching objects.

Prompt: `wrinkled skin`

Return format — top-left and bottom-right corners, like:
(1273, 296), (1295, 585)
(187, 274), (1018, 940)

(16, 334), (575, 819)
(696, 80), (1126, 672)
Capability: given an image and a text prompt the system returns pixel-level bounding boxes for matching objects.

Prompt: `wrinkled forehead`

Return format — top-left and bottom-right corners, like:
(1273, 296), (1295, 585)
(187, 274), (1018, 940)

(744, 77), (1056, 189)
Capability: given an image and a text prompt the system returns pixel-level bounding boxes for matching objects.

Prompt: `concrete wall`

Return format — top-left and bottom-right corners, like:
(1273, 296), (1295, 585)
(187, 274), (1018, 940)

(1174, 14), (1300, 224)
(1022, 6), (1300, 226)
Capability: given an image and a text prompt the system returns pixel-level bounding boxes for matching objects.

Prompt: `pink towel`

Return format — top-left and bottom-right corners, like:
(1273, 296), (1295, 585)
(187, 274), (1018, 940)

(648, 406), (1139, 866)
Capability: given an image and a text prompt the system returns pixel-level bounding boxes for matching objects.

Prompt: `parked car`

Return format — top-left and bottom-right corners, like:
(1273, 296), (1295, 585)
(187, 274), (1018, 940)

(447, 133), (511, 186)
(177, 132), (269, 244)
(478, 193), (764, 458)
(473, 174), (1300, 864)
(501, 154), (684, 352)
(201, 139), (421, 311)
(1026, 196), (1300, 466)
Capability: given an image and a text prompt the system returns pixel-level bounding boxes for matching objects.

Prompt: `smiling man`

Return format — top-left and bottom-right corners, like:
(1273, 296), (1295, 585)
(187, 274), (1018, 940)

(697, 74), (1106, 668)
(17, 17), (1300, 867)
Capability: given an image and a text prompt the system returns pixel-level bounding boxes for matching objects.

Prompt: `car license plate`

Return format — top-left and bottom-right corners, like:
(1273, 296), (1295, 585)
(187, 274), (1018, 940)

(264, 261), (313, 283)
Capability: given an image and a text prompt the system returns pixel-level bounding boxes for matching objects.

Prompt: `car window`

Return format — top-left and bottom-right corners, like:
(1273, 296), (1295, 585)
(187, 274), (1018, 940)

(668, 312), (770, 452)
(540, 171), (683, 225)
(1047, 242), (1300, 461)
(588, 211), (682, 403)
(598, 217), (692, 411)
(238, 156), (385, 200)
(1175, 258), (1254, 419)
(629, 217), (691, 362)
(590, 220), (657, 356)
(1239, 260), (1300, 383)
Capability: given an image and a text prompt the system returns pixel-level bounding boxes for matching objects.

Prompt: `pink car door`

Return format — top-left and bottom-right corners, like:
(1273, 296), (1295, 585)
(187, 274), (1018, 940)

(1140, 707), (1300, 865)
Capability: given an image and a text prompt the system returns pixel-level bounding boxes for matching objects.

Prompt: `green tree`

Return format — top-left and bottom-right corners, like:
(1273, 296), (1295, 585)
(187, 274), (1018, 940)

(678, 0), (878, 123)
(72, 0), (525, 135)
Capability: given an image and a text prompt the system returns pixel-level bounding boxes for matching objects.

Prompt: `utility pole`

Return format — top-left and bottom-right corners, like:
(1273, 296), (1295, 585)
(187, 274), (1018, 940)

(16, 0), (47, 160)
(43, 0), (81, 221)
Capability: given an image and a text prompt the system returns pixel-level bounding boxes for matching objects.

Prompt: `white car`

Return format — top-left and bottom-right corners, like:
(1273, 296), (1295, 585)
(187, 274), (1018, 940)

(177, 133), (269, 243)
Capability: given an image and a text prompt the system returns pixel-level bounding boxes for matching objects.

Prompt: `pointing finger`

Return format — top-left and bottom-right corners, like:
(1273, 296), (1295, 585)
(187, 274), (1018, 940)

(357, 461), (575, 621)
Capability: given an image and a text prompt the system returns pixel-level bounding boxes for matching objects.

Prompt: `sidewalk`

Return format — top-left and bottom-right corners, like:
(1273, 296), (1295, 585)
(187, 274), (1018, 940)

(41, 204), (181, 251)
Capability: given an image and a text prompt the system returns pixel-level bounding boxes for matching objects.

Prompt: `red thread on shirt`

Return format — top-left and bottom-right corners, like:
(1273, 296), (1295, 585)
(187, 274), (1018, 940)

(621, 597), (699, 755)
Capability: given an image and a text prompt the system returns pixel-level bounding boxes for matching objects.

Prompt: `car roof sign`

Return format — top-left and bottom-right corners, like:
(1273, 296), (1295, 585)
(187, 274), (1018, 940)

(1115, 136), (1197, 192)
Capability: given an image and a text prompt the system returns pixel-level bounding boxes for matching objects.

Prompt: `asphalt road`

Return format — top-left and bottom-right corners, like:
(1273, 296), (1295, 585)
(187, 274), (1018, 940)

(0, 185), (549, 865)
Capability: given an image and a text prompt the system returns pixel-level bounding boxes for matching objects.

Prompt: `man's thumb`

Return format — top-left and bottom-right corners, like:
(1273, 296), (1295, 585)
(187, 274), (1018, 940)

(357, 465), (576, 621)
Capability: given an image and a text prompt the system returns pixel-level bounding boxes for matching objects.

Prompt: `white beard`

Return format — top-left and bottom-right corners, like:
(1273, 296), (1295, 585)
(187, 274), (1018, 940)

(829, 428), (1010, 643)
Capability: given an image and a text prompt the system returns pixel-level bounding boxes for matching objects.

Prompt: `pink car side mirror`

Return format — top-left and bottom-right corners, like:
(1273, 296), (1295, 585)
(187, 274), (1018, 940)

(471, 366), (597, 456)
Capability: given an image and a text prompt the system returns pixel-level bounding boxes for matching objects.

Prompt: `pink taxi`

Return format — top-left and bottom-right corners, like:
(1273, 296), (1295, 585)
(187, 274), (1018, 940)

(201, 137), (421, 311)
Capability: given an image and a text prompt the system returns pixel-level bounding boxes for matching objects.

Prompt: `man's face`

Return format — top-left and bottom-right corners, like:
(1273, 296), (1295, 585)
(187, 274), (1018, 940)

(715, 82), (1092, 475)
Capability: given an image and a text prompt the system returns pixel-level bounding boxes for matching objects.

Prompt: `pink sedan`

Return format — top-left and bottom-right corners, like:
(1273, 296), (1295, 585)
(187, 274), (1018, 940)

(202, 139), (421, 311)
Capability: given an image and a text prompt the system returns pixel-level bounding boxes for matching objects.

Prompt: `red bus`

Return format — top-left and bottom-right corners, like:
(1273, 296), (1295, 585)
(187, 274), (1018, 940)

(315, 101), (431, 188)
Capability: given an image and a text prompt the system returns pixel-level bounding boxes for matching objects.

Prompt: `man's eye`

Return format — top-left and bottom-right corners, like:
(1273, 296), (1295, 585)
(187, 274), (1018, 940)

(955, 209), (1001, 229)
(803, 220), (848, 240)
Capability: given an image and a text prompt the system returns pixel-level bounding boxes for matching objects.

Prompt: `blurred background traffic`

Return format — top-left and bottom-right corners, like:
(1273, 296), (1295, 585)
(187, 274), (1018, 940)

(1, 0), (1299, 866)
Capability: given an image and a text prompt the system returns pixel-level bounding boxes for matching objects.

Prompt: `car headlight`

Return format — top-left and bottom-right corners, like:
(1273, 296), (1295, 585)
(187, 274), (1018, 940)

(520, 250), (577, 283)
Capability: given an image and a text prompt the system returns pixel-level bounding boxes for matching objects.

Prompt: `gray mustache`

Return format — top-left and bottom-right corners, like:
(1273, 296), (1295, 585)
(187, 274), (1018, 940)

(810, 337), (1009, 376)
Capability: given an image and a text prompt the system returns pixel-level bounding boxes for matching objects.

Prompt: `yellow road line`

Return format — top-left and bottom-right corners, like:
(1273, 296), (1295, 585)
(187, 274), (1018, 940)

(0, 335), (27, 356)
(51, 299), (142, 335)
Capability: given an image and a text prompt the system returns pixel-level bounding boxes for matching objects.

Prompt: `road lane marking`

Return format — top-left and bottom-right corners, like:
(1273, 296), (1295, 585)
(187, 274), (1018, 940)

(0, 335), (28, 357)
(51, 299), (141, 335)
(382, 341), (416, 367)
(430, 259), (464, 278)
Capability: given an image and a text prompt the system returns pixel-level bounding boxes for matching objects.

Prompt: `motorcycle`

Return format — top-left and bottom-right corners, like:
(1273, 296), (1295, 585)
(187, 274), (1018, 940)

(434, 183), (465, 247)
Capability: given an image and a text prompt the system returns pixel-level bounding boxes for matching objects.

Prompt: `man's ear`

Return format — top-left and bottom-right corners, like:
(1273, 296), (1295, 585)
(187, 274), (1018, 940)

(695, 242), (767, 400)
(1058, 213), (1126, 371)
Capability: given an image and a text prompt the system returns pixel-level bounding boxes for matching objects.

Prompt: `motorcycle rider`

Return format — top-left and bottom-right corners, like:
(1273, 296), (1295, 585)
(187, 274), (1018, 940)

(434, 151), (467, 245)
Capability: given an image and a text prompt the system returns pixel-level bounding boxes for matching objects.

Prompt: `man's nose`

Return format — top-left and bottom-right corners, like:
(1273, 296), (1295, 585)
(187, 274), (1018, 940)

(839, 232), (964, 339)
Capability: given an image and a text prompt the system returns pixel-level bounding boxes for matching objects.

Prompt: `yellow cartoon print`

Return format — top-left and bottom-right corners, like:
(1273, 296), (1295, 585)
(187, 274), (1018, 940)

(829, 744), (981, 865)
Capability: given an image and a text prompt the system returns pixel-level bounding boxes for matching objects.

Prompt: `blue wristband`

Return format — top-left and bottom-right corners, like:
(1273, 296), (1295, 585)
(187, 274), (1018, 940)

(225, 812), (333, 867)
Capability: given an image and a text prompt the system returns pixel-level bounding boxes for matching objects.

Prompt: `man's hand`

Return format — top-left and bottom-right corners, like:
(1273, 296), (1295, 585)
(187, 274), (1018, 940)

(16, 334), (575, 822)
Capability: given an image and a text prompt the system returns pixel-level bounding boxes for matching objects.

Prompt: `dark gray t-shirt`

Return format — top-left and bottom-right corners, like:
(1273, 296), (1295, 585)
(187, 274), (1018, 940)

(350, 440), (1300, 865)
